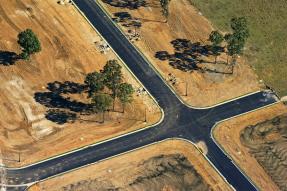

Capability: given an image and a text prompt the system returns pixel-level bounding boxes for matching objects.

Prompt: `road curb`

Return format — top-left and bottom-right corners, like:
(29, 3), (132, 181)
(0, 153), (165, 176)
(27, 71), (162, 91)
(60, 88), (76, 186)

(94, 0), (272, 110)
(23, 138), (235, 191)
(0, 1), (164, 170)
(210, 101), (281, 191)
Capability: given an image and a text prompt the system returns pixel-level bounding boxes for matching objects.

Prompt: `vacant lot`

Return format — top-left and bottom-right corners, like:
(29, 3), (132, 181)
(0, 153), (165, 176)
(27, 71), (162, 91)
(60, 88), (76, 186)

(29, 140), (232, 191)
(0, 0), (161, 167)
(214, 103), (287, 191)
(190, 0), (287, 97)
(241, 113), (287, 190)
(99, 0), (262, 107)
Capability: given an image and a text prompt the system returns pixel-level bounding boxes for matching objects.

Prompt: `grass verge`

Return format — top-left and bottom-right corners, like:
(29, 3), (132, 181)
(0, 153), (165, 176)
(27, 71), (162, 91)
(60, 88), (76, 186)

(189, 0), (287, 96)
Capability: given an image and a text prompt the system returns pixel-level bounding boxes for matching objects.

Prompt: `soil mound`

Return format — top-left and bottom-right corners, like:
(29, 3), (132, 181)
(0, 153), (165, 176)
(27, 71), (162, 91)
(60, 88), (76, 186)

(60, 154), (210, 191)
(241, 114), (287, 190)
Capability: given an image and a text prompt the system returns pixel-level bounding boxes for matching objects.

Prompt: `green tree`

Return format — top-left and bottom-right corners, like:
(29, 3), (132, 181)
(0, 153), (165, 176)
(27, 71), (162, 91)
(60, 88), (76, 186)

(160, 0), (171, 21)
(102, 60), (123, 109)
(17, 29), (41, 60)
(224, 17), (249, 70)
(84, 72), (105, 97)
(91, 94), (113, 123)
(226, 35), (245, 73)
(117, 83), (134, 113)
(230, 17), (249, 41)
(208, 30), (224, 63)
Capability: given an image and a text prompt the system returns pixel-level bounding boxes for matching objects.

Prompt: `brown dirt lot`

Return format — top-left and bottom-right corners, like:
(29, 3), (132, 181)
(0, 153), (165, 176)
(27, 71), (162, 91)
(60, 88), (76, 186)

(99, 0), (262, 107)
(28, 139), (232, 191)
(213, 103), (287, 191)
(0, 0), (161, 167)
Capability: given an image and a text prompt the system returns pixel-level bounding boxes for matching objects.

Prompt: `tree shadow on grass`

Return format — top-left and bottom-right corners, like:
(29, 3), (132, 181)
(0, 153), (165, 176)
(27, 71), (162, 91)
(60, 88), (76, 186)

(35, 81), (93, 124)
(102, 0), (147, 9)
(155, 39), (227, 74)
(0, 51), (19, 66)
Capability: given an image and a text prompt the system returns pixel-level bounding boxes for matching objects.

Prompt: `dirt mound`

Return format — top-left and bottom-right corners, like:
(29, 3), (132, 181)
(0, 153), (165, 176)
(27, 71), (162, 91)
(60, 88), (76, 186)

(240, 114), (287, 190)
(58, 154), (210, 191)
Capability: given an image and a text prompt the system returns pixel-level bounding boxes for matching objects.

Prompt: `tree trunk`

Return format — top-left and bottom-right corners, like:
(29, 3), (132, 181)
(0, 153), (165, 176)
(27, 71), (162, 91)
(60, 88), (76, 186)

(102, 112), (105, 123)
(214, 55), (218, 64)
(122, 103), (125, 113)
(112, 98), (115, 111)
(226, 55), (229, 65)
(231, 55), (237, 74)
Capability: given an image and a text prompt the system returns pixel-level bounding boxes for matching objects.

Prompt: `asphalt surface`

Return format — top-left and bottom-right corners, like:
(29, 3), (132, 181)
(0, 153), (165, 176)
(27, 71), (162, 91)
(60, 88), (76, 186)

(3, 0), (278, 190)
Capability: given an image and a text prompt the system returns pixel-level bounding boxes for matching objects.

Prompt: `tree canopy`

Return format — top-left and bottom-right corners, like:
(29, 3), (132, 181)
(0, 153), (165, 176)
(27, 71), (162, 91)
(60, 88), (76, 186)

(85, 60), (134, 113)
(17, 29), (41, 59)
(209, 30), (224, 46)
(84, 72), (105, 97)
(225, 17), (250, 65)
(230, 17), (249, 41)
(102, 60), (123, 99)
(117, 83), (134, 104)
(91, 94), (112, 113)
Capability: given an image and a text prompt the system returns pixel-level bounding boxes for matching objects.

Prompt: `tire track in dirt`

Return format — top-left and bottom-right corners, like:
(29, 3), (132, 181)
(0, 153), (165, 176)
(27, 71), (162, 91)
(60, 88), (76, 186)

(0, 3), (21, 32)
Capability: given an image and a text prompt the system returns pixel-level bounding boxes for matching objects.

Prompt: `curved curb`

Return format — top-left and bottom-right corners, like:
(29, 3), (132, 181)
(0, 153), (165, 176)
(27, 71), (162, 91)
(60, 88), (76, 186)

(210, 102), (281, 191)
(93, 0), (270, 110)
(22, 138), (235, 191)
(0, 1), (164, 170)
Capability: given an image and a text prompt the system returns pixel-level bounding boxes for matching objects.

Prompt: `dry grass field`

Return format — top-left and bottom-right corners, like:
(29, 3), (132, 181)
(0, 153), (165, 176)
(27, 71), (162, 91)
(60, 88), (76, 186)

(190, 0), (287, 97)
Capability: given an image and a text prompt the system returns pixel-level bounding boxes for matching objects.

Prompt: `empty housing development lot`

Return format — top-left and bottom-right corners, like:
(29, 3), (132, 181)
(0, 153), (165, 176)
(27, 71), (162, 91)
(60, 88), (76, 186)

(214, 103), (287, 191)
(0, 0), (161, 168)
(0, 0), (286, 191)
(99, 0), (262, 107)
(29, 140), (232, 191)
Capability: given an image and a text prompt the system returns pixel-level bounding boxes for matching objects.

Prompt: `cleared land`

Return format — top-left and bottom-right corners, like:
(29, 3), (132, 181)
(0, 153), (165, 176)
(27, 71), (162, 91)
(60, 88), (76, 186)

(190, 0), (287, 97)
(0, 0), (161, 167)
(214, 103), (287, 191)
(99, 0), (262, 107)
(28, 140), (232, 191)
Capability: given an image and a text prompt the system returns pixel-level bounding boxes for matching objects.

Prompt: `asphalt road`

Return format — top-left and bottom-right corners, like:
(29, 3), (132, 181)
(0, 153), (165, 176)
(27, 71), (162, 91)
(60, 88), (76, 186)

(3, 0), (278, 190)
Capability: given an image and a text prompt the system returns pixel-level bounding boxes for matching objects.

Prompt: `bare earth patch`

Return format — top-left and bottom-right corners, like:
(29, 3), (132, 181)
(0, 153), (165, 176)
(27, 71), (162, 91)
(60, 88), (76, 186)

(99, 0), (262, 107)
(28, 140), (232, 191)
(0, 0), (161, 167)
(213, 103), (287, 191)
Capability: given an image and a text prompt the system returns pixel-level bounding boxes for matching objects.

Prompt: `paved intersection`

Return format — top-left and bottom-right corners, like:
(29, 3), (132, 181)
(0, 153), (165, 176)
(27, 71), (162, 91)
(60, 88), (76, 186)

(2, 0), (278, 190)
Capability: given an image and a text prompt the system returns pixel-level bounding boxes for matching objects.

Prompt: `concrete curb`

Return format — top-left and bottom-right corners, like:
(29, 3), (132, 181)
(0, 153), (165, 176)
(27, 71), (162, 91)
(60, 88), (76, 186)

(210, 102), (281, 191)
(0, 1), (164, 170)
(94, 0), (271, 110)
(23, 138), (235, 191)
(6, 101), (280, 188)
